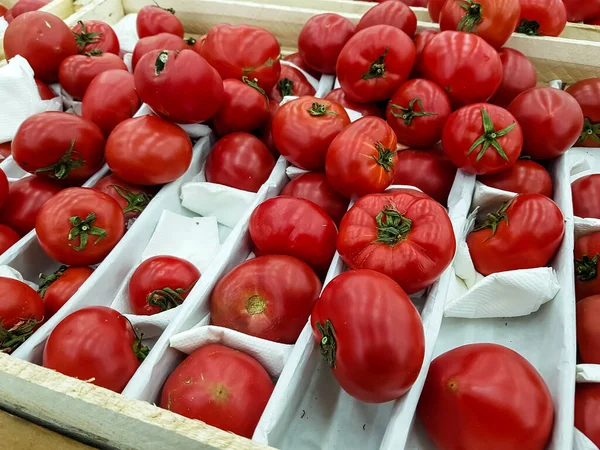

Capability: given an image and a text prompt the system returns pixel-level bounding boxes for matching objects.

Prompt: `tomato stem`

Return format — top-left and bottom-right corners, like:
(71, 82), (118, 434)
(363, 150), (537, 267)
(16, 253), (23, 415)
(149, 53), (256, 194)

(580, 118), (600, 145)
(68, 213), (107, 251)
(467, 107), (516, 163)
(316, 319), (336, 368)
(152, 1), (176, 14)
(473, 199), (513, 240)
(110, 184), (153, 215)
(307, 102), (339, 117)
(73, 20), (102, 51)
(389, 97), (437, 125)
(278, 78), (294, 98)
(37, 265), (68, 298)
(245, 295), (266, 315)
(576, 254), (600, 282)
(362, 47), (388, 80)
(242, 76), (269, 101)
(155, 50), (169, 75)
(0, 318), (43, 354)
(185, 37), (196, 45)
(84, 48), (103, 57)
(457, 0), (483, 33)
(34, 140), (84, 180)
(146, 280), (197, 312)
(374, 205), (412, 246)
(516, 19), (541, 36)
(372, 142), (396, 172)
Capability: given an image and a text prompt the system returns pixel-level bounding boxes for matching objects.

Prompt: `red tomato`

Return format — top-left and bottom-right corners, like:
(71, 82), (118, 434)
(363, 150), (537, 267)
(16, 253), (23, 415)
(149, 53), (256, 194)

(38, 266), (94, 319)
(324, 88), (383, 117)
(326, 116), (399, 198)
(441, 103), (522, 175)
(575, 231), (600, 300)
(0, 277), (45, 353)
(82, 70), (142, 138)
(3, 11), (78, 83)
(393, 148), (457, 205)
(566, 78), (600, 147)
(13, 112), (105, 182)
(283, 52), (321, 79)
(479, 159), (553, 197)
(34, 78), (56, 100)
(10, 0), (48, 18)
(255, 99), (280, 157)
(159, 344), (274, 438)
(131, 32), (190, 70)
(71, 20), (120, 54)
(129, 255), (200, 316)
(93, 174), (154, 223)
(271, 96), (350, 171)
(467, 193), (564, 275)
(576, 384), (600, 448)
(36, 188), (125, 265)
(249, 196), (338, 275)
(489, 48), (537, 108)
(0, 4), (6, 15)
(212, 78), (269, 136)
(337, 25), (416, 103)
(411, 30), (438, 78)
(136, 4), (184, 38)
(516, 0), (567, 36)
(573, 175), (600, 219)
(418, 343), (554, 450)
(386, 79), (452, 148)
(269, 65), (316, 104)
(201, 24), (281, 91)
(0, 224), (20, 254)
(402, 0), (428, 5)
(508, 87), (584, 159)
(43, 306), (147, 392)
(337, 189), (456, 294)
(0, 143), (10, 160)
(356, 1), (417, 36)
(311, 269), (424, 402)
(4, 8), (12, 23)
(428, 0), (446, 21)
(577, 295), (600, 364)
(586, 16), (600, 25)
(106, 115), (192, 185)
(0, 170), (8, 210)
(563, 0), (600, 22)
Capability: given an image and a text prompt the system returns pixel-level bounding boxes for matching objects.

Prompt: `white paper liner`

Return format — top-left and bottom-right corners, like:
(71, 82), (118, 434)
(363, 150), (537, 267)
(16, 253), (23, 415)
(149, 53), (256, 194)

(574, 428), (598, 450)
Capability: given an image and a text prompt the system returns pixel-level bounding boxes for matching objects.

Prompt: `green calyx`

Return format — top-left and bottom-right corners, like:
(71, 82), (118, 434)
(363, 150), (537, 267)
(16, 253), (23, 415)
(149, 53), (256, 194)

(374, 205), (412, 246)
(307, 102), (339, 117)
(152, 1), (176, 14)
(278, 78), (294, 98)
(146, 280), (197, 312)
(457, 0), (483, 33)
(316, 319), (336, 368)
(516, 18), (541, 36)
(372, 142), (396, 172)
(576, 254), (600, 282)
(34, 140), (84, 180)
(155, 50), (169, 75)
(467, 107), (516, 162)
(579, 118), (600, 145)
(73, 20), (102, 50)
(110, 184), (152, 215)
(68, 213), (107, 251)
(0, 318), (42, 354)
(362, 47), (388, 80)
(37, 265), (68, 298)
(84, 48), (103, 57)
(389, 97), (436, 125)
(242, 76), (269, 101)
(473, 199), (513, 240)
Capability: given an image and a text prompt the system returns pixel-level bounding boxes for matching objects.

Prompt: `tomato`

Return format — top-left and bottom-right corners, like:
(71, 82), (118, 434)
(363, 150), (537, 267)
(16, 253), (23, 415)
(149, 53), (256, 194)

(586, 16), (600, 25)
(136, 4), (184, 38)
(131, 33), (190, 70)
(271, 96), (350, 171)
(386, 79), (452, 148)
(0, 224), (20, 254)
(0, 170), (8, 210)
(4, 8), (12, 23)
(106, 115), (192, 185)
(38, 266), (94, 319)
(326, 116), (398, 198)
(324, 88), (383, 117)
(283, 52), (321, 79)
(573, 175), (600, 219)
(43, 306), (147, 392)
(0, 277), (45, 353)
(337, 189), (455, 294)
(516, 0), (566, 36)
(428, 0), (446, 21)
(269, 65), (316, 104)
(13, 112), (105, 182)
(35, 78), (56, 100)
(576, 384), (600, 448)
(467, 193), (564, 275)
(575, 232), (600, 300)
(311, 269), (424, 402)
(402, 0), (428, 5)
(356, 1), (417, 37)
(337, 25), (416, 103)
(93, 174), (154, 223)
(563, 0), (600, 22)
(11, 0), (48, 18)
(211, 254), (321, 343)
(159, 344), (274, 438)
(72, 20), (120, 55)
(489, 48), (537, 108)
(212, 78), (269, 136)
(201, 24), (281, 91)
(256, 99), (280, 157)
(36, 188), (125, 265)
(479, 159), (552, 197)
(3, 11), (78, 83)
(577, 295), (600, 364)
(0, 142), (11, 161)
(508, 87), (584, 159)
(393, 148), (457, 205)
(566, 78), (600, 147)
(418, 343), (553, 450)
(411, 30), (437, 78)
(249, 196), (338, 275)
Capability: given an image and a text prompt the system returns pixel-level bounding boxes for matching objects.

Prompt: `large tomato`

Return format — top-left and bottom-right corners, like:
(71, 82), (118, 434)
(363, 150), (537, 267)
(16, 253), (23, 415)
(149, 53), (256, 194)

(562, 0), (600, 22)
(479, 159), (552, 197)
(205, 133), (275, 193)
(159, 344), (274, 438)
(356, 1), (417, 37)
(249, 196), (338, 275)
(72, 20), (120, 54)
(131, 33), (190, 70)
(0, 224), (20, 255)
(516, 0), (567, 37)
(283, 52), (321, 79)
(271, 96), (350, 171)
(489, 48), (537, 108)
(566, 78), (600, 148)
(269, 65), (316, 104)
(337, 189), (456, 294)
(93, 174), (154, 224)
(577, 295), (600, 364)
(386, 79), (452, 148)
(38, 266), (94, 319)
(324, 88), (383, 117)
(106, 115), (192, 185)
(418, 343), (554, 450)
(467, 193), (564, 275)
(255, 99), (280, 157)
(311, 269), (424, 403)
(3, 11), (78, 83)
(43, 306), (148, 392)
(211, 255), (321, 343)
(420, 31), (502, 107)
(572, 175), (600, 219)
(411, 30), (438, 78)
(136, 4), (184, 38)
(326, 116), (399, 198)
(576, 384), (600, 448)
(575, 231), (600, 300)
(508, 87), (583, 159)
(428, 0), (446, 21)
(36, 188), (125, 265)
(12, 112), (105, 182)
(337, 25), (416, 103)
(10, 0), (48, 18)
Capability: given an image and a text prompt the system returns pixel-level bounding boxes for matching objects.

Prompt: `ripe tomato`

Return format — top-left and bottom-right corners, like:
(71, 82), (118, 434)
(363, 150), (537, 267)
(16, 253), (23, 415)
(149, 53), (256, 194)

(386, 79), (452, 148)
(586, 16), (600, 25)
(93, 174), (154, 224)
(563, 0), (600, 22)
(0, 143), (10, 160)
(489, 48), (537, 108)
(3, 11), (78, 83)
(269, 65), (316, 104)
(577, 295), (600, 364)
(0, 170), (8, 210)
(131, 33), (189, 70)
(129, 256), (200, 316)
(418, 343), (554, 450)
(43, 306), (147, 392)
(4, 8), (12, 23)
(428, 0), (446, 21)
(575, 232), (600, 300)
(255, 99), (280, 157)
(35, 78), (56, 100)
(211, 255), (321, 343)
(411, 30), (437, 78)
(72, 20), (120, 54)
(159, 344), (274, 438)
(10, 0), (48, 18)
(566, 78), (600, 148)
(516, 0), (567, 36)
(212, 78), (269, 136)
(576, 384), (600, 448)
(36, 188), (125, 265)
(311, 269), (424, 403)
(297, 13), (355, 74)
(393, 148), (457, 205)
(356, 1), (417, 37)
(337, 189), (456, 294)
(0, 224), (20, 254)
(479, 159), (552, 197)
(38, 266), (94, 319)
(337, 25), (416, 103)
(324, 88), (383, 117)
(326, 116), (399, 198)
(283, 52), (321, 78)
(13, 112), (105, 182)
(201, 24), (281, 91)
(467, 193), (564, 275)
(271, 96), (350, 171)
(572, 175), (600, 219)
(106, 115), (193, 185)
(136, 4), (184, 38)
(249, 196), (337, 275)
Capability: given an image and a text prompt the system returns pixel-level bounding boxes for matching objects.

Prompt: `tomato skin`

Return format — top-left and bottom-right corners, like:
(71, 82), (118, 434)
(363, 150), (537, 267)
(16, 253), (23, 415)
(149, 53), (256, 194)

(35, 78), (56, 100)
(563, 0), (600, 22)
(418, 343), (554, 450)
(212, 79), (270, 136)
(586, 16), (600, 25)
(566, 78), (600, 148)
(11, 0), (48, 18)
(255, 99), (280, 157)
(572, 175), (600, 219)
(479, 159), (553, 197)
(356, 1), (417, 37)
(159, 344), (274, 438)
(575, 232), (600, 300)
(4, 12), (78, 83)
(136, 5), (184, 38)
(0, 143), (10, 160)
(0, 224), (20, 254)
(489, 48), (537, 108)
(211, 255), (321, 344)
(576, 384), (600, 447)
(71, 20), (120, 55)
(337, 189), (456, 294)
(324, 88), (383, 117)
(0, 170), (8, 210)
(311, 269), (424, 403)
(283, 52), (321, 79)
(106, 115), (193, 186)
(411, 30), (437, 78)
(517, 0), (566, 37)
(131, 33), (189, 70)
(269, 65), (316, 104)
(271, 96), (350, 171)
(93, 174), (154, 223)
(4, 9), (12, 22)
(39, 266), (94, 319)
(577, 295), (600, 364)
(428, 0), (446, 21)
(59, 52), (127, 100)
